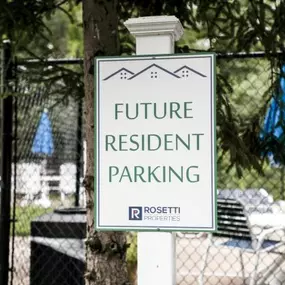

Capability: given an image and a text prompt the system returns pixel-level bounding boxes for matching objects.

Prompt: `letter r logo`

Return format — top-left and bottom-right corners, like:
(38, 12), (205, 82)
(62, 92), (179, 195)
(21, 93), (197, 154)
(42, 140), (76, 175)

(129, 207), (142, 220)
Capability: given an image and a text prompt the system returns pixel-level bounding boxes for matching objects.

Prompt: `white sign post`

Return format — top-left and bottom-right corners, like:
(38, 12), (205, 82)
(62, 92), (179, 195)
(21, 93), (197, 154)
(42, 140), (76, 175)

(124, 17), (184, 285)
(94, 15), (216, 285)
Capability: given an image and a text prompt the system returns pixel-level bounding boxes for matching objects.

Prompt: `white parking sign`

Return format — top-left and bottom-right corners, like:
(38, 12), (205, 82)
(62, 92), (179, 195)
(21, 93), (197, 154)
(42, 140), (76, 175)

(95, 54), (216, 231)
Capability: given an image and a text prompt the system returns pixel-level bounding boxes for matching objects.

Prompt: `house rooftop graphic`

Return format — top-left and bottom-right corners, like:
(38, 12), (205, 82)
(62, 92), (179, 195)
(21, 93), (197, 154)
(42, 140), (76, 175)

(103, 64), (207, 81)
(128, 63), (180, 80)
(174, 65), (207, 78)
(103, 68), (134, 81)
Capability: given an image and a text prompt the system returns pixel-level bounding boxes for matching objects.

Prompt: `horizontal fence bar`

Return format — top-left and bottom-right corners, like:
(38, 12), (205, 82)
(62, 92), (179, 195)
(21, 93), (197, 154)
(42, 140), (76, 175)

(17, 58), (83, 66)
(16, 50), (285, 67)
(217, 50), (285, 59)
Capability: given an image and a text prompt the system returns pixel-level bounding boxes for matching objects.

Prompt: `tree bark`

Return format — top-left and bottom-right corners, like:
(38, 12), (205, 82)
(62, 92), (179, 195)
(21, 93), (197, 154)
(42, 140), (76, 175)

(82, 1), (129, 284)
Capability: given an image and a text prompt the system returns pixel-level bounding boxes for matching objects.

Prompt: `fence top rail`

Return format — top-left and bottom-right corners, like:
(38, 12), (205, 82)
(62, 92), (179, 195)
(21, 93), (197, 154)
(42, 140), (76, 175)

(15, 50), (285, 67)
(217, 50), (285, 59)
(17, 58), (83, 66)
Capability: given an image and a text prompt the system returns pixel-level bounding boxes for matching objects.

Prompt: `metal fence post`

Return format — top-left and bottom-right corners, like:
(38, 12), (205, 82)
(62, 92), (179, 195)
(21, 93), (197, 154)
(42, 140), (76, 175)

(0, 41), (13, 285)
(75, 98), (83, 207)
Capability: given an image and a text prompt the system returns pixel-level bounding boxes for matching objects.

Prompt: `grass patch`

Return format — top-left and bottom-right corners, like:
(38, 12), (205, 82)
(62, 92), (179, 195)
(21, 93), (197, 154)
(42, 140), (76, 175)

(12, 206), (52, 236)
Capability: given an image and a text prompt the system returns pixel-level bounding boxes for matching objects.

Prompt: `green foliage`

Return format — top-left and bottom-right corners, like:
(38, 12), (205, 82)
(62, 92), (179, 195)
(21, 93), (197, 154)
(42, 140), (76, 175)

(2, 0), (285, 176)
(190, 0), (285, 53)
(218, 150), (285, 200)
(127, 233), (137, 267)
(13, 206), (52, 236)
(126, 233), (137, 282)
(0, 1), (82, 58)
(66, 6), (83, 57)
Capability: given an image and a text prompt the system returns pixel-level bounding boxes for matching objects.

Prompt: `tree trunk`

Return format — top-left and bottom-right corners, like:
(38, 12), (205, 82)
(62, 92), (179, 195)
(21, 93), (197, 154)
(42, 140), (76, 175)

(82, 1), (129, 284)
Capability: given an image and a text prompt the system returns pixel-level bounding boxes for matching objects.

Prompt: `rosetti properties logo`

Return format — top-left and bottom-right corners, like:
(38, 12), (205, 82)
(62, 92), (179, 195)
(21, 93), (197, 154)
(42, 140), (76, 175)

(129, 206), (180, 221)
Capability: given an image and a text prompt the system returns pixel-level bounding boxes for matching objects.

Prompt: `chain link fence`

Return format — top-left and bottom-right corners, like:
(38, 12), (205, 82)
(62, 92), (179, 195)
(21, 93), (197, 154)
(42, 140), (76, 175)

(2, 50), (285, 285)
(8, 57), (86, 285)
(177, 54), (285, 285)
